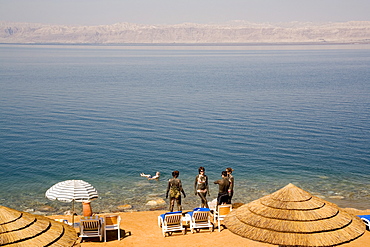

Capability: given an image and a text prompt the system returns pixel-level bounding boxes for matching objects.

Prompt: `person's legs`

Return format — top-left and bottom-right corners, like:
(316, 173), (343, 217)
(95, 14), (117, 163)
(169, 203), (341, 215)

(217, 193), (222, 205)
(227, 191), (233, 204)
(198, 192), (208, 208)
(176, 197), (182, 211)
(220, 193), (229, 205)
(217, 192), (229, 205)
(169, 197), (175, 212)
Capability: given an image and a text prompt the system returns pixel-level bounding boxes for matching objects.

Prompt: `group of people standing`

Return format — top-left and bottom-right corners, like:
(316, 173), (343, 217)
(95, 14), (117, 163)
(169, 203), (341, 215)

(165, 167), (234, 212)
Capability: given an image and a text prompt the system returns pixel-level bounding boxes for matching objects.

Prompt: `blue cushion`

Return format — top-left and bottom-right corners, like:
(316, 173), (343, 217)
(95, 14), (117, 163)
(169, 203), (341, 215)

(186, 207), (210, 217)
(160, 211), (182, 220)
(194, 207), (210, 212)
(358, 215), (370, 231)
(358, 215), (370, 221)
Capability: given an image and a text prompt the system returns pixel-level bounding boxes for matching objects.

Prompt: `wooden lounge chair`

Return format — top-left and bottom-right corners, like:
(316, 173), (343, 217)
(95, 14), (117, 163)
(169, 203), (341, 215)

(79, 216), (103, 242)
(104, 215), (121, 242)
(187, 208), (213, 233)
(158, 211), (185, 237)
(213, 204), (232, 232)
(358, 215), (370, 230)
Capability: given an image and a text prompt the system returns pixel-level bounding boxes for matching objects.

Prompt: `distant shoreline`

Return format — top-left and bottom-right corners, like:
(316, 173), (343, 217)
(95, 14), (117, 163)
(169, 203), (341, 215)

(1, 41), (370, 46)
(2, 21), (370, 45)
(2, 42), (370, 51)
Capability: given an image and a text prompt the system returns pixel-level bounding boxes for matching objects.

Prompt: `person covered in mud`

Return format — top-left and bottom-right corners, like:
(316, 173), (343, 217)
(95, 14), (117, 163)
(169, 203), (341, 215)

(166, 170), (186, 212)
(194, 166), (210, 208)
(226, 167), (234, 204)
(214, 171), (230, 206)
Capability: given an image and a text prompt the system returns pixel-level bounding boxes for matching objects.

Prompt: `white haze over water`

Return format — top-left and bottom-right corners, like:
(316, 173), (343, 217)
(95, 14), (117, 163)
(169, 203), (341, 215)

(0, 0), (369, 25)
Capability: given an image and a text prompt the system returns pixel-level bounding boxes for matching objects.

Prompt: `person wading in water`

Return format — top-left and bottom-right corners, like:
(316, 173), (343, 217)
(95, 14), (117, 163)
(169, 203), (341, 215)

(166, 170), (186, 212)
(194, 166), (210, 208)
(214, 171), (230, 206)
(226, 167), (234, 204)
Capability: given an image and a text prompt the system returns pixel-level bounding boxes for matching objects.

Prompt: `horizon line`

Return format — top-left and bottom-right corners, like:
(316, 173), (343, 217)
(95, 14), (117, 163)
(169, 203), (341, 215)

(1, 20), (370, 27)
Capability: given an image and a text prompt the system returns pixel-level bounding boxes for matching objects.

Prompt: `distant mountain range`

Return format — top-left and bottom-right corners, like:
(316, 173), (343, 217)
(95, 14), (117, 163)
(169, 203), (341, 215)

(1, 21), (370, 44)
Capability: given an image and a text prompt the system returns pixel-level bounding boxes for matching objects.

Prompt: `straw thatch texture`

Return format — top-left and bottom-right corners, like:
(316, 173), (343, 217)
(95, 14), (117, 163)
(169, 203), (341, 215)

(224, 183), (365, 247)
(0, 205), (77, 247)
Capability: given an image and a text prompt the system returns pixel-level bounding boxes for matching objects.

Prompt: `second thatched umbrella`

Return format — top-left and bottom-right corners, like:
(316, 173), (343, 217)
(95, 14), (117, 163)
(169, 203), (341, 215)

(224, 183), (365, 247)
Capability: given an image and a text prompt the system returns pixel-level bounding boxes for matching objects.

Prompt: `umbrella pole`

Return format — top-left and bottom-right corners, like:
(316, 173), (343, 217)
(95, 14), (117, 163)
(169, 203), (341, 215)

(72, 200), (75, 225)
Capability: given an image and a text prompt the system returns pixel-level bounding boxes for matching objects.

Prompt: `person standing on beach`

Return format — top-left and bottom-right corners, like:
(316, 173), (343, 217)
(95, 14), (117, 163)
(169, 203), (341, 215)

(226, 167), (234, 204)
(194, 167), (210, 208)
(166, 170), (186, 212)
(214, 171), (230, 206)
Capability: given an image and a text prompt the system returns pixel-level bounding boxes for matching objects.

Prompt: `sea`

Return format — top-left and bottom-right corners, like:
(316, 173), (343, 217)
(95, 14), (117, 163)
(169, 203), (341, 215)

(1, 44), (370, 215)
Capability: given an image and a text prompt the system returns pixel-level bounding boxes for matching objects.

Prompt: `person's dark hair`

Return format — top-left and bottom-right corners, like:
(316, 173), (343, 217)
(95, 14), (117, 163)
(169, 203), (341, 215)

(221, 171), (227, 177)
(198, 167), (205, 173)
(172, 170), (179, 177)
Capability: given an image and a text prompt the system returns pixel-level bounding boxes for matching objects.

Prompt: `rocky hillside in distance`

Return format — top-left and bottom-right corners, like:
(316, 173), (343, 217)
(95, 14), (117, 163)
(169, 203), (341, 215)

(1, 21), (370, 44)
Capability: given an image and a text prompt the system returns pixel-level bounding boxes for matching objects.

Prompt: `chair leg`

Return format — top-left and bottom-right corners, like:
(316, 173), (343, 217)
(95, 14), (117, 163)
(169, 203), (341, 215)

(118, 228), (120, 240)
(158, 217), (163, 228)
(218, 220), (221, 232)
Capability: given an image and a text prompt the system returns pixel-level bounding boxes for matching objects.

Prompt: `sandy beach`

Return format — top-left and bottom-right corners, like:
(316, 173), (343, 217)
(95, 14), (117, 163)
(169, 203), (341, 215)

(47, 208), (370, 247)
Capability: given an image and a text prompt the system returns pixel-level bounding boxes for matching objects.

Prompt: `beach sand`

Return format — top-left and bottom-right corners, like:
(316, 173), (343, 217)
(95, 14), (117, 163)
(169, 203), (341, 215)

(47, 208), (370, 247)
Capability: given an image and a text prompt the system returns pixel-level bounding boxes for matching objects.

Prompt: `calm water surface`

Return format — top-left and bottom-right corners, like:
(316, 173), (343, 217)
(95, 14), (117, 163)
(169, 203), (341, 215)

(0, 44), (370, 214)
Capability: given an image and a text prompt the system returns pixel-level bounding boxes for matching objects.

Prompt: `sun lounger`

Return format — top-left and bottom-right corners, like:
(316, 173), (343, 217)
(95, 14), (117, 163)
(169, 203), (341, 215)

(207, 198), (217, 212)
(158, 211), (185, 237)
(186, 208), (213, 233)
(79, 216), (104, 242)
(54, 219), (69, 224)
(213, 204), (232, 232)
(104, 214), (121, 242)
(357, 215), (370, 230)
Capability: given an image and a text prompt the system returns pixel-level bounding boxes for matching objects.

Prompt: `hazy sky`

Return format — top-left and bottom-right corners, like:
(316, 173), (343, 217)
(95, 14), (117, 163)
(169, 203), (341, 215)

(1, 0), (369, 25)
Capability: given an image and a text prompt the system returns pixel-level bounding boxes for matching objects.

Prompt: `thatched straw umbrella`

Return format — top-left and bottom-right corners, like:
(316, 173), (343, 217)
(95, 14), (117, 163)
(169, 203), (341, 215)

(224, 183), (365, 247)
(0, 205), (77, 247)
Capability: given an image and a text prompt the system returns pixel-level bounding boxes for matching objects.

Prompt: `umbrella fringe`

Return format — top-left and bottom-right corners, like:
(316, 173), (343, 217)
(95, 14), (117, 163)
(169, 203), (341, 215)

(226, 214), (364, 246)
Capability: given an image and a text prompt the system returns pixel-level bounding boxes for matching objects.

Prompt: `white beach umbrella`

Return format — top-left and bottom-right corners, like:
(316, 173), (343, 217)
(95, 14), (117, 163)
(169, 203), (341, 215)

(45, 180), (98, 224)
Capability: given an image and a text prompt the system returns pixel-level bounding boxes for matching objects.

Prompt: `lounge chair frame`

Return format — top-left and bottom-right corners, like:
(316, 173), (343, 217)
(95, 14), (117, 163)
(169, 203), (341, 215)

(189, 210), (213, 233)
(358, 215), (370, 231)
(158, 213), (186, 237)
(104, 215), (121, 242)
(79, 216), (103, 242)
(213, 204), (232, 232)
